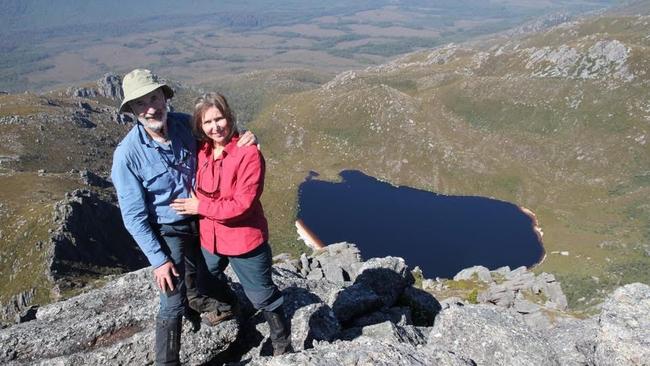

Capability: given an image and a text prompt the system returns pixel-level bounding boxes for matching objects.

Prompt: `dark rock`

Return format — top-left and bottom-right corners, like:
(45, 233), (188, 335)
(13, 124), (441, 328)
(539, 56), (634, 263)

(355, 257), (414, 308)
(350, 306), (413, 328)
(398, 286), (441, 326)
(78, 101), (93, 111)
(49, 189), (147, 286)
(113, 112), (134, 124)
(330, 283), (383, 323)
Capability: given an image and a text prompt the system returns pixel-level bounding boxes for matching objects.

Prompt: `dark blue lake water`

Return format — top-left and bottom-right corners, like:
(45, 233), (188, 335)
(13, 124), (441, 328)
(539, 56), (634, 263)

(297, 170), (544, 279)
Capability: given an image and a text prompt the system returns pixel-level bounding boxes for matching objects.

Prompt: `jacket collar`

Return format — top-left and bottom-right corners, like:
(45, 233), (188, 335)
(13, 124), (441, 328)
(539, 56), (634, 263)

(201, 134), (240, 158)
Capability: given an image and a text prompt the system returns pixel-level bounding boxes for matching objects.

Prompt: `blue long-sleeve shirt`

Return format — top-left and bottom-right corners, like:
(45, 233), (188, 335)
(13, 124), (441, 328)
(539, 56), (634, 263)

(111, 113), (197, 268)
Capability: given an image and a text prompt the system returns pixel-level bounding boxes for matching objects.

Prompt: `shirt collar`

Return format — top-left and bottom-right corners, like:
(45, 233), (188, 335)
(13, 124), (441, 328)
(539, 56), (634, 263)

(200, 134), (240, 158)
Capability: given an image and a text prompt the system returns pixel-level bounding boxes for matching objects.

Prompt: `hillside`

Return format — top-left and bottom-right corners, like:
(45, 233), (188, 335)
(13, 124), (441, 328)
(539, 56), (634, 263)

(249, 7), (650, 312)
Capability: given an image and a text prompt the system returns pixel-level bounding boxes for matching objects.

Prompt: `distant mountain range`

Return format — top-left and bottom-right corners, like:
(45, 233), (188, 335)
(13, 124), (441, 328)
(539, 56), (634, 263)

(0, 0), (617, 92)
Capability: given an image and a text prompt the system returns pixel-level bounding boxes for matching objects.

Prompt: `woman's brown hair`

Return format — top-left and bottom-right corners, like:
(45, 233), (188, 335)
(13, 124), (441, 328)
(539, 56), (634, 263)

(192, 93), (239, 143)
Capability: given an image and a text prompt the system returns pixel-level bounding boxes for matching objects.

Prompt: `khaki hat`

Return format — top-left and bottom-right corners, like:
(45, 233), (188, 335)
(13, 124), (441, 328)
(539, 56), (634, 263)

(119, 69), (174, 114)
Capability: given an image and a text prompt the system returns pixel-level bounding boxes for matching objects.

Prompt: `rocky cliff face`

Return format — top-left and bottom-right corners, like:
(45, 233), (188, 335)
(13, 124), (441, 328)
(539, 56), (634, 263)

(1, 243), (647, 365)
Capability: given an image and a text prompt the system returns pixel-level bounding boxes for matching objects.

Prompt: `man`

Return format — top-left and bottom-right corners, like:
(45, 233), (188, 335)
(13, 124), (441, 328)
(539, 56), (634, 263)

(111, 69), (253, 365)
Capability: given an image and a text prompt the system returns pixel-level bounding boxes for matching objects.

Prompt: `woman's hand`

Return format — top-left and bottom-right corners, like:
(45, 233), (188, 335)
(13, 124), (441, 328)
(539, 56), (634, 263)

(170, 192), (200, 215)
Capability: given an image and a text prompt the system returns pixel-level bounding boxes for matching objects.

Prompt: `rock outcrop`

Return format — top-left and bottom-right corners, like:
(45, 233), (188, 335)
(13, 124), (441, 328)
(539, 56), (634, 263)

(430, 264), (569, 330)
(49, 189), (147, 287)
(1, 243), (648, 366)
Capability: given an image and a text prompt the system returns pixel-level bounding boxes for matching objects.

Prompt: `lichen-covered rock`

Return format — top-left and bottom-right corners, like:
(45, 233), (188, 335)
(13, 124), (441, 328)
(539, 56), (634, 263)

(594, 283), (650, 366)
(312, 242), (363, 282)
(342, 321), (428, 347)
(544, 317), (598, 366)
(289, 303), (340, 351)
(244, 337), (474, 366)
(453, 265), (493, 282)
(429, 305), (560, 366)
(0, 268), (239, 365)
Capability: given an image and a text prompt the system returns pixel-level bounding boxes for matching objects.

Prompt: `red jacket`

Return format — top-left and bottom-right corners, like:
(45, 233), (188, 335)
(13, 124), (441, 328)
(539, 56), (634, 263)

(196, 136), (268, 255)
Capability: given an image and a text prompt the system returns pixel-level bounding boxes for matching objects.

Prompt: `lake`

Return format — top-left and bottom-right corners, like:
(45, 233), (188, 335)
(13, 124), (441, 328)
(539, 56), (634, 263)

(296, 170), (545, 279)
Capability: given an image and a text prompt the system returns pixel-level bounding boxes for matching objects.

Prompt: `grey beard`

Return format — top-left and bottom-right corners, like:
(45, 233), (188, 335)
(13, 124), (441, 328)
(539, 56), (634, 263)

(138, 111), (167, 133)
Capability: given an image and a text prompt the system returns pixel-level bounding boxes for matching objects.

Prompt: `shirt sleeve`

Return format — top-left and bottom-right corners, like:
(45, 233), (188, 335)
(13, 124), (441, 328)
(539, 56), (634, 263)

(197, 147), (264, 224)
(111, 148), (168, 268)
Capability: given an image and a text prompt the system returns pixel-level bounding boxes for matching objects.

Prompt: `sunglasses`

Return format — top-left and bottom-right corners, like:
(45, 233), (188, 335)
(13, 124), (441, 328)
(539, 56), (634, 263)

(196, 159), (221, 198)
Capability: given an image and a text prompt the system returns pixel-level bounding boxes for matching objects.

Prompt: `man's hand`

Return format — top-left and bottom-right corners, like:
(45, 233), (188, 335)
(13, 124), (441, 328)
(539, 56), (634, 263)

(237, 130), (258, 148)
(154, 261), (179, 293)
(170, 191), (200, 215)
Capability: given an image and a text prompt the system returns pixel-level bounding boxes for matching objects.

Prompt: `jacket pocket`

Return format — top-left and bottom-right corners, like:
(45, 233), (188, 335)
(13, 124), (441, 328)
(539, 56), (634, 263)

(141, 163), (172, 195)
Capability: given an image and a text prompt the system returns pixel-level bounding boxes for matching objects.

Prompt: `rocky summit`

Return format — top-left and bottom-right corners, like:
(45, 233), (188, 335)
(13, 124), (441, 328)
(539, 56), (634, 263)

(0, 242), (647, 366)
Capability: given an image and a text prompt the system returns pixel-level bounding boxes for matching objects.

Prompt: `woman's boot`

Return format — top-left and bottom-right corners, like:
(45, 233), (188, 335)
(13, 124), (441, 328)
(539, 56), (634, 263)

(263, 307), (292, 356)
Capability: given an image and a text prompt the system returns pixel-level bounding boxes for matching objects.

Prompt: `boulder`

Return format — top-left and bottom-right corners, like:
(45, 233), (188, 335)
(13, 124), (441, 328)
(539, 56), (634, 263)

(453, 265), (493, 282)
(329, 283), (383, 323)
(0, 268), (239, 365)
(355, 257), (414, 307)
(544, 317), (598, 366)
(342, 321), (428, 346)
(349, 306), (413, 328)
(244, 337), (474, 366)
(594, 283), (650, 366)
(312, 242), (363, 281)
(428, 305), (560, 366)
(289, 303), (340, 351)
(398, 286), (441, 326)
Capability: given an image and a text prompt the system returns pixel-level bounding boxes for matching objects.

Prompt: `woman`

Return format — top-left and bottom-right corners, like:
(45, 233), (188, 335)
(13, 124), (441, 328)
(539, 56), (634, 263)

(170, 93), (291, 355)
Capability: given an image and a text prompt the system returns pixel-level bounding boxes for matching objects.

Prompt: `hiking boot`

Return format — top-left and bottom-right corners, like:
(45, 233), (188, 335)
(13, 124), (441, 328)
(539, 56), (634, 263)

(189, 296), (239, 316)
(200, 308), (234, 326)
(263, 307), (292, 356)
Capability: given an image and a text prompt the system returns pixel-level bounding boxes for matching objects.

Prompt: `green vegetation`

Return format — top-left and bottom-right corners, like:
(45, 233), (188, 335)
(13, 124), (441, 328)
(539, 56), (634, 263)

(0, 174), (81, 305)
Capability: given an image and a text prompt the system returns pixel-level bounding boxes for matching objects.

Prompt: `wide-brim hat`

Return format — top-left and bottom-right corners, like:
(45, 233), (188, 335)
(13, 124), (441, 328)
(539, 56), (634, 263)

(119, 69), (174, 114)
